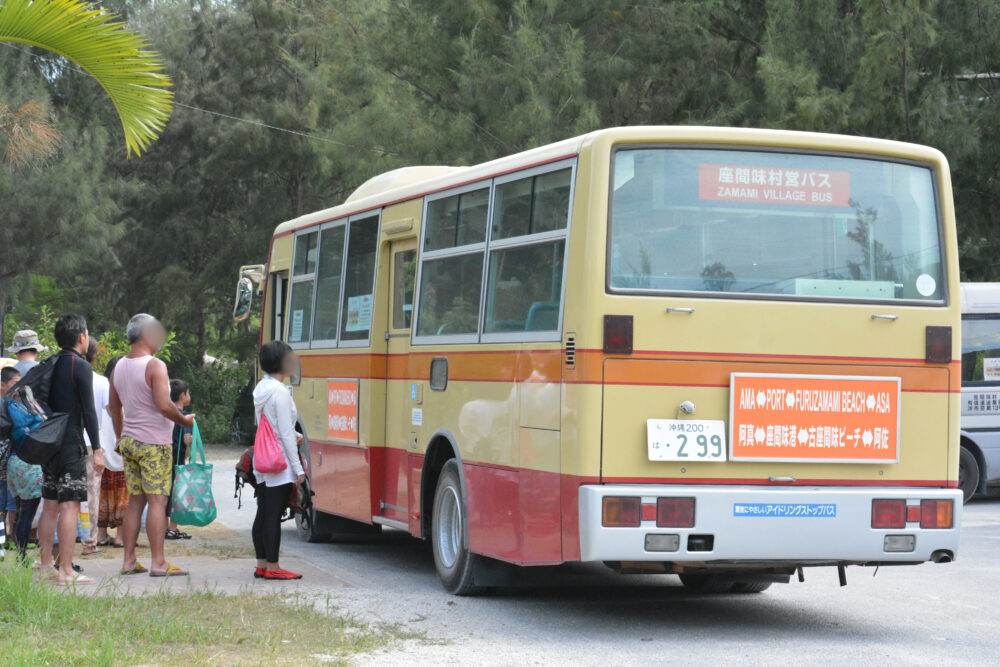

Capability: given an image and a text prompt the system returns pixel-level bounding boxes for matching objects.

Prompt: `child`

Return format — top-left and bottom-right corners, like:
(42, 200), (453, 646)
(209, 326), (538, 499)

(166, 379), (193, 540)
(0, 367), (21, 550)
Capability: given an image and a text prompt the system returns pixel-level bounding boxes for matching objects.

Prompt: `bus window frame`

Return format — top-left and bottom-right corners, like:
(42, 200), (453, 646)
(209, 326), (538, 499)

(287, 230), (318, 350)
(337, 211), (382, 349)
(412, 180), (493, 346)
(605, 144), (949, 308)
(310, 218), (349, 349)
(479, 160), (575, 344)
(961, 312), (1000, 388)
(411, 158), (577, 346)
(289, 210), (382, 351)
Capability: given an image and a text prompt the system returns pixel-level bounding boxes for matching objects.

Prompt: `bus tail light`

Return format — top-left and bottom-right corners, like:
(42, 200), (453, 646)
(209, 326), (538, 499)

(602, 497), (640, 527)
(603, 315), (633, 354)
(871, 499), (906, 528)
(925, 326), (952, 364)
(919, 499), (954, 529)
(657, 497), (695, 528)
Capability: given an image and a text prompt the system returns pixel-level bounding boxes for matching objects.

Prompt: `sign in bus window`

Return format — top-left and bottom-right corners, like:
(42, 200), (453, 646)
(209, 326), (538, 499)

(339, 216), (379, 342)
(287, 282), (312, 344)
(484, 241), (565, 333)
(609, 148), (943, 302)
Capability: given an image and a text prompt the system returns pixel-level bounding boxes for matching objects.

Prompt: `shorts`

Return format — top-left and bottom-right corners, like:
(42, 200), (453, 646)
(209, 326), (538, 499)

(119, 436), (172, 497)
(0, 481), (16, 512)
(41, 437), (88, 504)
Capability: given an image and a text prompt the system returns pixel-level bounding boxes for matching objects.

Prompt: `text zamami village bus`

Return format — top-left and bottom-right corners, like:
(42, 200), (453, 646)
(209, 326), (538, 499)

(233, 126), (962, 595)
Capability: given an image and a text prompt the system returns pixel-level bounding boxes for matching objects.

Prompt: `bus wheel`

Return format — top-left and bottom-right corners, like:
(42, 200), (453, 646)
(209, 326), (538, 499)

(431, 460), (482, 595)
(730, 580), (772, 593)
(958, 446), (980, 503)
(295, 478), (331, 543)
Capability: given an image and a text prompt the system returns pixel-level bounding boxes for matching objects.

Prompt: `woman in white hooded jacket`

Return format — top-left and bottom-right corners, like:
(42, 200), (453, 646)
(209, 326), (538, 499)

(251, 341), (305, 580)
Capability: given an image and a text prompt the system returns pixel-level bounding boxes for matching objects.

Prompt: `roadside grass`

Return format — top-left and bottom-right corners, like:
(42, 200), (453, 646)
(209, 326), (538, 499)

(0, 561), (416, 666)
(82, 522), (256, 561)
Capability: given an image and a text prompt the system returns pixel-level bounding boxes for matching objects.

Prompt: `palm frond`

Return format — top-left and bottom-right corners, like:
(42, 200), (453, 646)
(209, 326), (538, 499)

(0, 0), (173, 156)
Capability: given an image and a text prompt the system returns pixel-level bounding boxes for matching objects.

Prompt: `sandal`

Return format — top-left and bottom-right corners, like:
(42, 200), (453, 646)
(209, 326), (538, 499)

(176, 531), (192, 540)
(81, 546), (101, 556)
(120, 561), (148, 575)
(165, 529), (181, 541)
(96, 538), (113, 547)
(150, 562), (188, 578)
(59, 573), (95, 586)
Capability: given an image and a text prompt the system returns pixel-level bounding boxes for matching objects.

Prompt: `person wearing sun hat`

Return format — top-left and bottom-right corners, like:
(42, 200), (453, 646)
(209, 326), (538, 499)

(6, 330), (48, 376)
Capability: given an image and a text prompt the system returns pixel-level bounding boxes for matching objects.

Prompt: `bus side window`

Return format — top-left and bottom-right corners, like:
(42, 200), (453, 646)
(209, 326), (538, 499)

(288, 232), (318, 345)
(484, 168), (571, 335)
(312, 225), (346, 344)
(339, 215), (379, 343)
(392, 250), (416, 329)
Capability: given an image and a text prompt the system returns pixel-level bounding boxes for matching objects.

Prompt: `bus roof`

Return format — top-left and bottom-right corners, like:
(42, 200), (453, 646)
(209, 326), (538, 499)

(961, 282), (1000, 314)
(272, 126), (948, 238)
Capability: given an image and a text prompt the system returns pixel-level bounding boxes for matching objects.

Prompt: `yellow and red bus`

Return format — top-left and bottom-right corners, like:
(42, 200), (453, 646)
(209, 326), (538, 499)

(235, 126), (962, 594)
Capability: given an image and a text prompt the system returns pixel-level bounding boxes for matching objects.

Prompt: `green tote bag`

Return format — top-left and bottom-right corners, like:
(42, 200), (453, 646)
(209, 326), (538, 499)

(170, 421), (217, 527)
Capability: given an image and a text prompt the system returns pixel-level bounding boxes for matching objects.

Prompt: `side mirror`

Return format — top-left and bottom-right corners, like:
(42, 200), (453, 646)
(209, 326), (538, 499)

(233, 277), (254, 322)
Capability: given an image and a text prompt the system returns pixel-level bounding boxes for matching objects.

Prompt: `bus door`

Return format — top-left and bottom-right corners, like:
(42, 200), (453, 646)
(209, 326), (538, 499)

(383, 239), (419, 531)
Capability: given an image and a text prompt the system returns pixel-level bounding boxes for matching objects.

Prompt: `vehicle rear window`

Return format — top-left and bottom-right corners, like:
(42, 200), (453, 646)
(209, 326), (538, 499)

(609, 148), (944, 302)
(962, 316), (1000, 384)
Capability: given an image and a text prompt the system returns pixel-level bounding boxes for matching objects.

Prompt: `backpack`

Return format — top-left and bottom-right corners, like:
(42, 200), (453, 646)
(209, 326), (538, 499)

(8, 355), (72, 466)
(11, 356), (58, 411)
(233, 444), (303, 521)
(234, 446), (257, 509)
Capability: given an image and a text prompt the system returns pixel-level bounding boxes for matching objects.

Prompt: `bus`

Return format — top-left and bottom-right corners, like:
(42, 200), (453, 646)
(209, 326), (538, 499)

(959, 282), (1000, 501)
(234, 126), (962, 595)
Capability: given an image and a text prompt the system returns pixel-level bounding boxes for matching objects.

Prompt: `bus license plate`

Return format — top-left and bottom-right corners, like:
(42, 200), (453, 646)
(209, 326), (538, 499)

(647, 419), (727, 462)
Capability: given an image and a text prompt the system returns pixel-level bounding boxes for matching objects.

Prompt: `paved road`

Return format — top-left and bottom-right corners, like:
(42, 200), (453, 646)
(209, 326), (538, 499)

(213, 465), (1000, 665)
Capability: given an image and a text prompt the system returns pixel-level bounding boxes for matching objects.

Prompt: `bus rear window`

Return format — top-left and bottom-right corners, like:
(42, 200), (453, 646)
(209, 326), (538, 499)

(609, 148), (944, 302)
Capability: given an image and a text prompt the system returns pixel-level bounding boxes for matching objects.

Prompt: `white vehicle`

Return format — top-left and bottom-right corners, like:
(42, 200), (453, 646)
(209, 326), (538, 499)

(959, 282), (1000, 501)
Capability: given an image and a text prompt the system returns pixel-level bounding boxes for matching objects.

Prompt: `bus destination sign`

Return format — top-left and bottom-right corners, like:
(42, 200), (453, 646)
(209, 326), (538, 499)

(729, 373), (900, 463)
(699, 163), (851, 207)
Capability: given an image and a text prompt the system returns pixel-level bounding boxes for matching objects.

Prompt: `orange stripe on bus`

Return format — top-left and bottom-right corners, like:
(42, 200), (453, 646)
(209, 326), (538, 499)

(298, 348), (955, 392)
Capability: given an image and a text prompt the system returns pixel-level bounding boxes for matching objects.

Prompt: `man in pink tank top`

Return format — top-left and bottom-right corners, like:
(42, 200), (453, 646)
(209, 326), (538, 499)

(109, 314), (195, 578)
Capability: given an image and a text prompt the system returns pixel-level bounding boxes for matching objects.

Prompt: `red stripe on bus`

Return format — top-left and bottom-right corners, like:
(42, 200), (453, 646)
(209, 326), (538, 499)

(274, 153), (579, 238)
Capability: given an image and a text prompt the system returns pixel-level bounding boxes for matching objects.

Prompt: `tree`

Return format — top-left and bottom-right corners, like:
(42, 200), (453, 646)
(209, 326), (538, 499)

(0, 0), (172, 158)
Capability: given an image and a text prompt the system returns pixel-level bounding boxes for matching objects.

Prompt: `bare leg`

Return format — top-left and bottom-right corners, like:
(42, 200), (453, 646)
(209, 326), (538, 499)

(55, 501), (80, 581)
(38, 499), (58, 572)
(84, 455), (101, 548)
(121, 494), (146, 570)
(145, 494), (168, 572)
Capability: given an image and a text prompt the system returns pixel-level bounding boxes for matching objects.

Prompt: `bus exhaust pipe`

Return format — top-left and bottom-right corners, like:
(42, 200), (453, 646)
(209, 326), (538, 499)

(931, 550), (954, 563)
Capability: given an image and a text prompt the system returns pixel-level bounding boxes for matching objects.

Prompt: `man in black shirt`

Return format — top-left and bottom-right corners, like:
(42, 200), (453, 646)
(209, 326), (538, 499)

(37, 314), (105, 585)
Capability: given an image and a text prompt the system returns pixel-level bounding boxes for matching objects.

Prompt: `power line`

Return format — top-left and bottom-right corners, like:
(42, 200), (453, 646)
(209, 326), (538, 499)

(0, 41), (395, 155)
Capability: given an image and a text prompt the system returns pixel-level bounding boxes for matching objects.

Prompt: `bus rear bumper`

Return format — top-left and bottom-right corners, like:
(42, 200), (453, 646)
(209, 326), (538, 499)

(578, 484), (962, 564)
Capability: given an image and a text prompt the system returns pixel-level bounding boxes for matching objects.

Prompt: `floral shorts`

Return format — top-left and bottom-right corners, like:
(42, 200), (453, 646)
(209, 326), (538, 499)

(119, 436), (172, 497)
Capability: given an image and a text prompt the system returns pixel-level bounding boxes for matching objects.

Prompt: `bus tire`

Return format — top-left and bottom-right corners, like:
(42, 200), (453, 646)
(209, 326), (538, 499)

(431, 460), (482, 595)
(678, 574), (735, 593)
(730, 580), (773, 593)
(958, 446), (980, 503)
